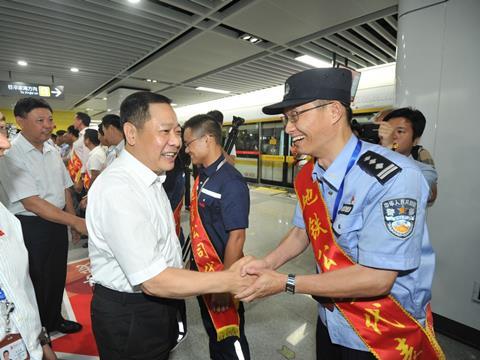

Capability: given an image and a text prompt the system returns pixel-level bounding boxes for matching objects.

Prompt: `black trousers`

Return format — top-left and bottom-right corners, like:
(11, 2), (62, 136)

(16, 215), (68, 332)
(197, 296), (250, 360)
(316, 318), (376, 360)
(91, 285), (179, 360)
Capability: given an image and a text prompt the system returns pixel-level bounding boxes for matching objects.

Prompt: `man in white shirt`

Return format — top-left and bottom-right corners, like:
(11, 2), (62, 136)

(101, 114), (125, 168)
(81, 129), (106, 191)
(0, 98), (87, 335)
(67, 112), (90, 183)
(87, 91), (253, 360)
(0, 129), (57, 360)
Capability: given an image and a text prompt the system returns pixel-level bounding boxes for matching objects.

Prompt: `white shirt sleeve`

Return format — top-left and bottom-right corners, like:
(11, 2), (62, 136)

(88, 150), (106, 172)
(0, 156), (39, 203)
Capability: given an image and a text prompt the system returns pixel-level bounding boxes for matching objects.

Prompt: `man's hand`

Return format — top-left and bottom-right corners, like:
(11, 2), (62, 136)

(235, 268), (286, 303)
(210, 293), (231, 312)
(79, 196), (88, 210)
(240, 257), (271, 277)
(42, 344), (57, 360)
(227, 256), (258, 295)
(376, 120), (395, 149)
(72, 217), (87, 235)
(71, 229), (81, 244)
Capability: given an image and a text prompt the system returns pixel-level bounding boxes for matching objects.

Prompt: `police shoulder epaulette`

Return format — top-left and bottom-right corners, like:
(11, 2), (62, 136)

(357, 150), (402, 185)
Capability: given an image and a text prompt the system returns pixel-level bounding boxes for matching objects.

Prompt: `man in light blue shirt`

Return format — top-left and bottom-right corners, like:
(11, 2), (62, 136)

(237, 68), (442, 359)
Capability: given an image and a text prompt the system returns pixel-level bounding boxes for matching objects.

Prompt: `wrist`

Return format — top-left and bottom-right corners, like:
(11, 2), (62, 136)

(285, 273), (296, 294)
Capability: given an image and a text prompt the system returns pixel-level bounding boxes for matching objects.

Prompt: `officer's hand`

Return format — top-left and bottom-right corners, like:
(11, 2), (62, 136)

(240, 258), (271, 277)
(73, 217), (88, 236)
(227, 256), (258, 295)
(211, 293), (231, 312)
(42, 344), (58, 360)
(79, 196), (88, 210)
(376, 121), (395, 148)
(71, 229), (81, 244)
(235, 269), (286, 303)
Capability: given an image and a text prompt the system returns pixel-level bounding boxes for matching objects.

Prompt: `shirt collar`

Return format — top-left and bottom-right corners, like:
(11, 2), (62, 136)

(15, 133), (52, 154)
(199, 154), (225, 178)
(121, 149), (166, 187)
(313, 135), (359, 191)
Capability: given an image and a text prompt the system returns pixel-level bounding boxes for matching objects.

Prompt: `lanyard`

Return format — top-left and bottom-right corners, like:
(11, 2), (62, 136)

(198, 158), (227, 194)
(331, 140), (362, 223)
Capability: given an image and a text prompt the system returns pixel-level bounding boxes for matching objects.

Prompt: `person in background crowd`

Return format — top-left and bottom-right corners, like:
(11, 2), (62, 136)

(184, 114), (251, 360)
(0, 112), (7, 138)
(0, 127), (57, 360)
(101, 114), (124, 168)
(237, 68), (444, 359)
(67, 112), (91, 183)
(378, 107), (438, 205)
(86, 91), (254, 360)
(62, 125), (78, 164)
(82, 129), (106, 191)
(0, 98), (87, 336)
(55, 130), (70, 160)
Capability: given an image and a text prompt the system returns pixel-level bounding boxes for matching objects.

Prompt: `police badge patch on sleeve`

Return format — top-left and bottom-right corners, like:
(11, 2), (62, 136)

(382, 198), (417, 238)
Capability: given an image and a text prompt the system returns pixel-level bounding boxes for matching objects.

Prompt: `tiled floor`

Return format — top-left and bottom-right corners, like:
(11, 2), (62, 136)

(68, 186), (480, 359)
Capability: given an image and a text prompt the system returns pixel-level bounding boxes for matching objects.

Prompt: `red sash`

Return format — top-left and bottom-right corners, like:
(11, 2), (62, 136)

(173, 198), (183, 237)
(295, 161), (445, 359)
(83, 171), (92, 190)
(190, 176), (240, 341)
(67, 150), (83, 182)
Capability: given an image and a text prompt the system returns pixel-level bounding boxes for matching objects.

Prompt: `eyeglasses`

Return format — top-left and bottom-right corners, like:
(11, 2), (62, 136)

(184, 135), (205, 148)
(281, 102), (333, 126)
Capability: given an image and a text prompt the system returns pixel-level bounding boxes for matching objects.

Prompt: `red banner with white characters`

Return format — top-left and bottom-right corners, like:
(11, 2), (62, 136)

(295, 161), (445, 359)
(190, 176), (240, 341)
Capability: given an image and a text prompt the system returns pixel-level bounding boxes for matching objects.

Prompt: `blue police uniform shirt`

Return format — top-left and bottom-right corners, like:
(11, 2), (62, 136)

(293, 135), (435, 351)
(197, 155), (250, 259)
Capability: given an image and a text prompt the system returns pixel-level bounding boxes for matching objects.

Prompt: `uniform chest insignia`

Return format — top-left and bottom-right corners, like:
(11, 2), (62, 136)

(382, 198), (417, 238)
(338, 203), (354, 215)
(358, 151), (402, 184)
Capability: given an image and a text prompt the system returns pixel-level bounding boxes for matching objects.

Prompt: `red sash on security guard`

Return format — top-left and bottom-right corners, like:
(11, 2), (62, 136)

(173, 198), (183, 237)
(67, 150), (83, 182)
(190, 176), (240, 341)
(295, 161), (445, 359)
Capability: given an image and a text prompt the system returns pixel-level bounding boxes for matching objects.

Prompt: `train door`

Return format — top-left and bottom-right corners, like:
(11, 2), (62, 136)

(259, 121), (293, 186)
(234, 123), (260, 183)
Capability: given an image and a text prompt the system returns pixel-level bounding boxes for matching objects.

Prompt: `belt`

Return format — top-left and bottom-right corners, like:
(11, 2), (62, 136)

(93, 284), (178, 306)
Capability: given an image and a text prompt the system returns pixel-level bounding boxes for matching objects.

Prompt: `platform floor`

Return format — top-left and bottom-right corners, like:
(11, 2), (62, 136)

(66, 186), (479, 360)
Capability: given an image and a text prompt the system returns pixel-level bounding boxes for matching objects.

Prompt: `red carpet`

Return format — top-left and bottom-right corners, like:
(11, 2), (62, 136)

(51, 258), (99, 357)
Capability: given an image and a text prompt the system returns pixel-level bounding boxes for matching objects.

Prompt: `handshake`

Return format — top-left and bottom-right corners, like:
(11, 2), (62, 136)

(224, 256), (287, 303)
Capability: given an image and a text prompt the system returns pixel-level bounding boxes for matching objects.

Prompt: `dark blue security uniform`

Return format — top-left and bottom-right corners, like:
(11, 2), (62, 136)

(191, 154), (250, 360)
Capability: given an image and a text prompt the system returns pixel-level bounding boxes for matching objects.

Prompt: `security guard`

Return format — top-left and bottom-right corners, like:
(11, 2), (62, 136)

(183, 114), (250, 360)
(237, 68), (444, 359)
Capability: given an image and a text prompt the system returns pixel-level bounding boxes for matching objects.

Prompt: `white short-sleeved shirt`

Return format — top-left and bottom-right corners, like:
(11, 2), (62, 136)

(0, 133), (73, 216)
(105, 139), (124, 168)
(72, 128), (90, 172)
(0, 203), (43, 359)
(86, 149), (183, 293)
(86, 145), (107, 178)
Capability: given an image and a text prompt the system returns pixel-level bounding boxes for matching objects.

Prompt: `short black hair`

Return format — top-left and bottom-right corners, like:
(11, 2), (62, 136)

(120, 91), (171, 129)
(206, 110), (224, 125)
(98, 123), (104, 136)
(383, 107), (426, 140)
(183, 114), (222, 145)
(51, 133), (57, 141)
(13, 97), (53, 118)
(101, 114), (121, 131)
(67, 125), (79, 138)
(76, 112), (91, 127)
(84, 128), (100, 146)
(56, 129), (66, 137)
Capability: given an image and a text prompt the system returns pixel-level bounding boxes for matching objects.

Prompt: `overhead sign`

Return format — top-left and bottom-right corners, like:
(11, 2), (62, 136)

(0, 81), (65, 100)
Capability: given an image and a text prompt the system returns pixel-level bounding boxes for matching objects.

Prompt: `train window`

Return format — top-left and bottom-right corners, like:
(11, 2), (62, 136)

(234, 123), (259, 181)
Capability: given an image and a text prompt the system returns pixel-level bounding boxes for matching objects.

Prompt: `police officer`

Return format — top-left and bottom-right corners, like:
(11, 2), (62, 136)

(183, 114), (250, 360)
(237, 68), (444, 359)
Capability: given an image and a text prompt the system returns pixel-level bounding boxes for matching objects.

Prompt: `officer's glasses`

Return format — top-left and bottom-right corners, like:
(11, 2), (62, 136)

(281, 102), (333, 126)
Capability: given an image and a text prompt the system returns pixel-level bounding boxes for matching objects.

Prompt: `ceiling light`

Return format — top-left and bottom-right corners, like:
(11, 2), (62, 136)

(295, 55), (331, 68)
(128, 0), (141, 3)
(195, 86), (230, 94)
(171, 103), (178, 107)
(146, 79), (152, 82)
(86, 108), (92, 111)
(17, 60), (28, 66)
(152, 80), (157, 83)
(107, 108), (112, 112)
(240, 33), (262, 44)
(102, 97), (107, 100)
(70, 67), (79, 72)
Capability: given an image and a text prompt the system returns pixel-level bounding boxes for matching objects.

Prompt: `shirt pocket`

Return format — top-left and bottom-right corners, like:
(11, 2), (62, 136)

(332, 213), (363, 260)
(199, 194), (222, 223)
